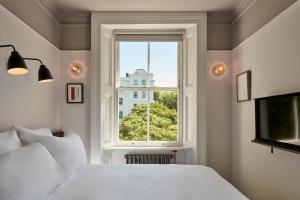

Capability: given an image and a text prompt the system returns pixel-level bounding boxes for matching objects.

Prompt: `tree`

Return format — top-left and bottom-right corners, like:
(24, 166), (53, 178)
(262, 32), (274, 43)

(154, 91), (178, 110)
(119, 102), (177, 141)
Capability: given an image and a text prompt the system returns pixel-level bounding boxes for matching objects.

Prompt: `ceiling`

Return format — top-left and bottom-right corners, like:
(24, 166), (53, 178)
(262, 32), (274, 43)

(38, 0), (254, 23)
(51, 0), (240, 12)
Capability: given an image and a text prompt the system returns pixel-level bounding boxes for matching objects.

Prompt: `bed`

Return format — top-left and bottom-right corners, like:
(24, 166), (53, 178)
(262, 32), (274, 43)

(47, 164), (248, 200)
(0, 127), (248, 200)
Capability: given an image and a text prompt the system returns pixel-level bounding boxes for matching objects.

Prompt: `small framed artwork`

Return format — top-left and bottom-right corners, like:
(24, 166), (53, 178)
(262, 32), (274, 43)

(236, 71), (251, 102)
(67, 83), (84, 103)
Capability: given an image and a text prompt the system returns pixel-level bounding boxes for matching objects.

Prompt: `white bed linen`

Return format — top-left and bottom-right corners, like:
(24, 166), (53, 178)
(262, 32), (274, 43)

(47, 164), (248, 200)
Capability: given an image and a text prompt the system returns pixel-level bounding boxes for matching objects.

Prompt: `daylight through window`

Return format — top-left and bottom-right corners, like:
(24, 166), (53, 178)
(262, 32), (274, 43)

(116, 40), (181, 145)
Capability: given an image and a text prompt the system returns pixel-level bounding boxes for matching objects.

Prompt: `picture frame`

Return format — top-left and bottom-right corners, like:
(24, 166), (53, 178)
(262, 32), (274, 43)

(236, 71), (251, 102)
(67, 83), (84, 103)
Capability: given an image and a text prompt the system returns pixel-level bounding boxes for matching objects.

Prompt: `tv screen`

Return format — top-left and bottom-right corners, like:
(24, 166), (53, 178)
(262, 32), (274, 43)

(255, 92), (300, 149)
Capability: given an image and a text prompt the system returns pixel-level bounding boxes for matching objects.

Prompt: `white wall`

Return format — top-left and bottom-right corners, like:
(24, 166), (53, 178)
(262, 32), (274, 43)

(0, 1), (233, 185)
(232, 1), (300, 199)
(207, 51), (232, 181)
(0, 4), (61, 131)
(60, 51), (91, 160)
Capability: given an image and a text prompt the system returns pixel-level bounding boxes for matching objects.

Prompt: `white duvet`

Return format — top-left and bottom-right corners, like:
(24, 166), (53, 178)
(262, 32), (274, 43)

(47, 164), (248, 200)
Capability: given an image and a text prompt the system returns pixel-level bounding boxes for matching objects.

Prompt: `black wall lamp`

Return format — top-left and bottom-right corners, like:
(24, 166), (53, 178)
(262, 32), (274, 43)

(0, 44), (54, 83)
(0, 44), (28, 75)
(23, 58), (54, 83)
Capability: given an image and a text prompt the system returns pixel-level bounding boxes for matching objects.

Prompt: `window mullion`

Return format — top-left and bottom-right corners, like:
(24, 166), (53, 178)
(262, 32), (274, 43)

(146, 42), (151, 143)
(117, 87), (178, 91)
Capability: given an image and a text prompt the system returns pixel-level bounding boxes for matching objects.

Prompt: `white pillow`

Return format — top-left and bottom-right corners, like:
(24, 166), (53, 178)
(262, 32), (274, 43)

(17, 129), (86, 178)
(13, 125), (53, 145)
(0, 143), (64, 200)
(14, 125), (53, 136)
(0, 129), (22, 155)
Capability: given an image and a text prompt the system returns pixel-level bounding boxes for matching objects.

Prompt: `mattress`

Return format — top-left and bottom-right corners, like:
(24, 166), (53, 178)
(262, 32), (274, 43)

(47, 164), (248, 200)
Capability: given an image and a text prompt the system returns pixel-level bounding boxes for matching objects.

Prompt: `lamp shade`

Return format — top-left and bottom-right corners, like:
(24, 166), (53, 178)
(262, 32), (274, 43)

(7, 51), (28, 75)
(38, 65), (53, 83)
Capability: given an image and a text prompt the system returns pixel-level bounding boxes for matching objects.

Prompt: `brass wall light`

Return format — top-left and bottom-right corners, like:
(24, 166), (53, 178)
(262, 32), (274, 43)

(69, 63), (85, 78)
(212, 64), (225, 76)
(71, 64), (81, 74)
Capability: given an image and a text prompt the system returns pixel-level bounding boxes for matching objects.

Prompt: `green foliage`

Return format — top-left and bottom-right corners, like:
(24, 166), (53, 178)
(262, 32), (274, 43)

(149, 102), (177, 141)
(119, 92), (178, 141)
(119, 104), (148, 141)
(155, 91), (178, 110)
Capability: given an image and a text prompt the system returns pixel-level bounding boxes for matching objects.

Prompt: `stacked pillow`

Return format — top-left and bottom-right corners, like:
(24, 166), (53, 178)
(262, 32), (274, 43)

(14, 126), (87, 178)
(0, 143), (64, 200)
(0, 129), (21, 155)
(0, 126), (87, 200)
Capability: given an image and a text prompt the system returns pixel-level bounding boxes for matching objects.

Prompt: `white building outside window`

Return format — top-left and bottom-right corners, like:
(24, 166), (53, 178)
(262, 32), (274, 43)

(119, 69), (154, 117)
(133, 79), (138, 85)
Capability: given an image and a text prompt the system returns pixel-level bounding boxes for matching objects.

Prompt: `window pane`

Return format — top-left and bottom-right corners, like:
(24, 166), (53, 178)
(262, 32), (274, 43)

(119, 42), (148, 87)
(150, 91), (178, 141)
(150, 42), (178, 87)
(118, 41), (180, 144)
(118, 90), (149, 141)
(119, 98), (123, 105)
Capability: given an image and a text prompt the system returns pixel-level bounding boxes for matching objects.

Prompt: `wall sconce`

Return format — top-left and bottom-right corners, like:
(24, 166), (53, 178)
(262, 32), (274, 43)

(23, 58), (54, 83)
(212, 64), (225, 76)
(0, 44), (28, 75)
(0, 44), (54, 83)
(69, 63), (85, 78)
(71, 64), (81, 74)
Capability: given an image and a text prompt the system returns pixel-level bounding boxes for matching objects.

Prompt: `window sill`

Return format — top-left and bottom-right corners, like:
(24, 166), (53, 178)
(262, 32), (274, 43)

(103, 146), (193, 151)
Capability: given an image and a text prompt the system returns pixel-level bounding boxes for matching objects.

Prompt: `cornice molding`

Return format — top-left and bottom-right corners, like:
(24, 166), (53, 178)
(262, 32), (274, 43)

(37, 0), (256, 25)
(37, 0), (61, 23)
(61, 13), (91, 24)
(37, 0), (91, 24)
(230, 0), (256, 23)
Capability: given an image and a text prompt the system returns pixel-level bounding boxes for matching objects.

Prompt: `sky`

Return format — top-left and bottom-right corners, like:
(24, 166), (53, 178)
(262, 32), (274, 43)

(119, 42), (178, 87)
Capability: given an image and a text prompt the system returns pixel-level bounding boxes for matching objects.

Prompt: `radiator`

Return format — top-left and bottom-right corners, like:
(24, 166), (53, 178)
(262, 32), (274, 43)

(125, 151), (177, 164)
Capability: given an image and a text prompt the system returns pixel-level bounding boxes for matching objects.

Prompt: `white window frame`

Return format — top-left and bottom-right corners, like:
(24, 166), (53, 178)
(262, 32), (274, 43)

(115, 37), (183, 147)
(91, 12), (207, 165)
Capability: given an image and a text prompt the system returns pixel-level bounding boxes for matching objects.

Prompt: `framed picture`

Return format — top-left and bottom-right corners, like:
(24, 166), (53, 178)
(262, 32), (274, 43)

(236, 71), (251, 102)
(67, 83), (84, 103)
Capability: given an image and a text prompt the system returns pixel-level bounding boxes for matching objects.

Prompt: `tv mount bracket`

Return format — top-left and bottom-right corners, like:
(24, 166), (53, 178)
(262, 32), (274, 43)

(271, 146), (274, 154)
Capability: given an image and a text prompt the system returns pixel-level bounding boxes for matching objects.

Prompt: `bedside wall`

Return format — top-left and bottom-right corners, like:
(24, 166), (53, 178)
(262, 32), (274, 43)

(60, 51), (91, 161)
(0, 4), (61, 131)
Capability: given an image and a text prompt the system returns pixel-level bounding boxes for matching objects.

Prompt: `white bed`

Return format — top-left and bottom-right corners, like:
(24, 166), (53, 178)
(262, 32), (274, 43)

(0, 128), (248, 200)
(47, 164), (248, 200)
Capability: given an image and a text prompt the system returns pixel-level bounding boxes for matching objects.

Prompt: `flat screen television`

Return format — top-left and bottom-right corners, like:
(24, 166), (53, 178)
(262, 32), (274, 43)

(254, 92), (300, 153)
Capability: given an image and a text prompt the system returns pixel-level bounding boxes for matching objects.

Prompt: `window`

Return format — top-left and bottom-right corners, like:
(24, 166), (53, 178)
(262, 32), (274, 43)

(119, 111), (123, 119)
(92, 16), (206, 164)
(119, 98), (123, 105)
(142, 92), (146, 98)
(116, 39), (181, 146)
